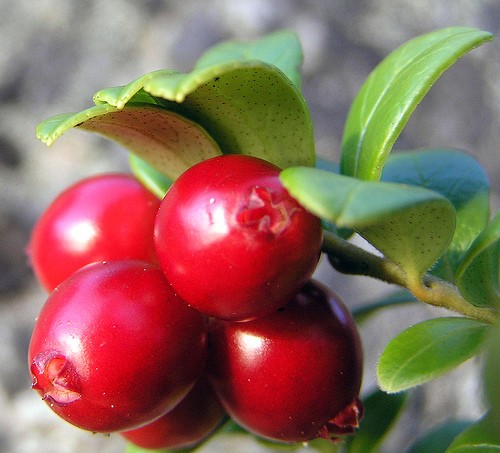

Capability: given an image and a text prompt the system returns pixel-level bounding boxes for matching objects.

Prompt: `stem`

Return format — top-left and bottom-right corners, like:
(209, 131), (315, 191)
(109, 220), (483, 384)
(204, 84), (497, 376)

(322, 230), (498, 324)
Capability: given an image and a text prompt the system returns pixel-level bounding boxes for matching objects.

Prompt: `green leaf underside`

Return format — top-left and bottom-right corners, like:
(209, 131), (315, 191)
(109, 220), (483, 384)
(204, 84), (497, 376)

(193, 29), (303, 89)
(446, 414), (500, 452)
(81, 62), (314, 170)
(456, 212), (500, 307)
(382, 149), (490, 282)
(142, 63), (314, 169)
(93, 70), (180, 108)
(377, 317), (489, 393)
(407, 420), (473, 453)
(340, 27), (494, 181)
(280, 167), (455, 278)
(36, 104), (222, 180)
(345, 389), (407, 453)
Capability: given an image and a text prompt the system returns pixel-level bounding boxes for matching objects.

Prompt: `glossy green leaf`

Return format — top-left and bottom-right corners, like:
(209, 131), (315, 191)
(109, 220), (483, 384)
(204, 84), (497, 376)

(193, 29), (303, 89)
(36, 104), (222, 180)
(280, 167), (455, 279)
(345, 389), (407, 453)
(406, 420), (473, 453)
(128, 153), (172, 199)
(483, 324), (500, 429)
(341, 27), (493, 180)
(382, 149), (490, 281)
(446, 414), (500, 452)
(352, 290), (417, 323)
(456, 212), (500, 307)
(377, 317), (489, 393)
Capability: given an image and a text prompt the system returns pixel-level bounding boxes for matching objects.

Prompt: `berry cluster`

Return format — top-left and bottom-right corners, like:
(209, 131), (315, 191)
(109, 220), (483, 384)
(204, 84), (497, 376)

(27, 155), (363, 450)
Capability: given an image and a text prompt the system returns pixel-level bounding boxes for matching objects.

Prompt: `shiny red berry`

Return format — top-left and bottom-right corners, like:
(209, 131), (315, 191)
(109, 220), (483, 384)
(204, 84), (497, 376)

(207, 280), (363, 443)
(28, 260), (207, 433)
(154, 155), (323, 321)
(28, 173), (160, 291)
(120, 374), (226, 450)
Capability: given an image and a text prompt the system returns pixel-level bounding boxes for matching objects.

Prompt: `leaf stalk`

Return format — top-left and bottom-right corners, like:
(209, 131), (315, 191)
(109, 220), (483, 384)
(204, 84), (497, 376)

(322, 230), (497, 324)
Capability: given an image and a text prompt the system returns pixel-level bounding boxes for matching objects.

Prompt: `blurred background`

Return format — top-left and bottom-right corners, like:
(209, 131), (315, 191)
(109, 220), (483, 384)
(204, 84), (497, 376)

(0, 1), (499, 452)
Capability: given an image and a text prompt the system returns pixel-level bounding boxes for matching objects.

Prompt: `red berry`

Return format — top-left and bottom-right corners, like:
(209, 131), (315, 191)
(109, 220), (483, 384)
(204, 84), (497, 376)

(28, 260), (207, 433)
(154, 155), (323, 321)
(28, 173), (160, 291)
(120, 374), (226, 450)
(207, 280), (363, 443)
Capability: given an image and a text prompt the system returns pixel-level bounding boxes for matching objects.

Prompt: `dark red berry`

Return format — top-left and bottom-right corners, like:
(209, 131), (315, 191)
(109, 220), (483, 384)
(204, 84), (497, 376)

(28, 260), (207, 433)
(154, 155), (323, 321)
(120, 374), (226, 450)
(207, 280), (363, 443)
(28, 173), (160, 291)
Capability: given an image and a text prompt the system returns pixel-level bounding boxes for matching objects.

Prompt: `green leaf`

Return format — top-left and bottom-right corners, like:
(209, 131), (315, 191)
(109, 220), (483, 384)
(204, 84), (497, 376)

(193, 29), (303, 89)
(446, 414), (500, 452)
(36, 104), (222, 180)
(341, 27), (494, 180)
(382, 149), (490, 281)
(93, 69), (179, 108)
(352, 290), (418, 323)
(140, 62), (314, 169)
(456, 212), (500, 307)
(39, 32), (313, 171)
(406, 420), (473, 453)
(483, 324), (500, 430)
(128, 153), (172, 199)
(377, 317), (489, 393)
(280, 167), (455, 279)
(90, 33), (314, 170)
(345, 389), (407, 453)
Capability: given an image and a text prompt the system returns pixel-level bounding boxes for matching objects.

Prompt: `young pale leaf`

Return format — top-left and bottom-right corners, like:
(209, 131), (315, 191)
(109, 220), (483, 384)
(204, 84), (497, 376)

(406, 420), (473, 453)
(456, 212), (500, 307)
(128, 153), (172, 199)
(446, 414), (500, 452)
(377, 317), (489, 393)
(382, 149), (490, 282)
(36, 104), (222, 180)
(193, 29), (303, 89)
(340, 27), (493, 180)
(344, 389), (407, 453)
(280, 167), (455, 279)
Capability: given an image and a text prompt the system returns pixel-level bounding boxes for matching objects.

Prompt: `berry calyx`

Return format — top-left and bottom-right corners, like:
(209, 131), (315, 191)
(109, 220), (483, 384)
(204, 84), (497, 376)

(30, 351), (81, 405)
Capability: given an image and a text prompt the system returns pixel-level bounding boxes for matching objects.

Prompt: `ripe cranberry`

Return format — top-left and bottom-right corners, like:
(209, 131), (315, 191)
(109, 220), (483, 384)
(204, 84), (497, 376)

(28, 173), (160, 292)
(28, 260), (207, 433)
(154, 155), (323, 321)
(207, 280), (363, 443)
(120, 374), (226, 450)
